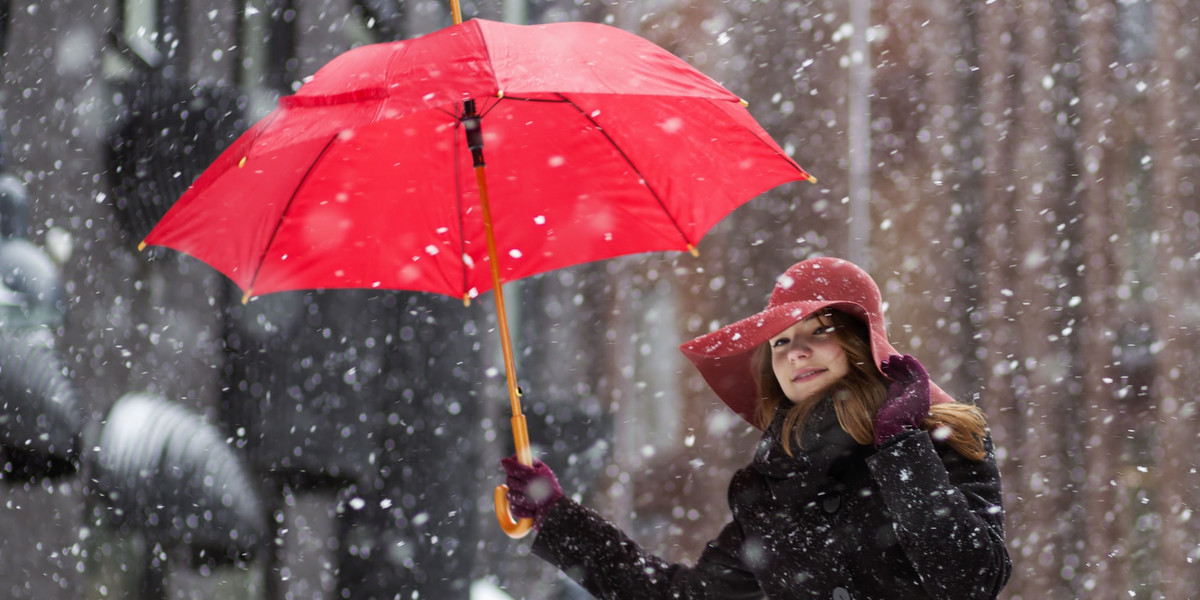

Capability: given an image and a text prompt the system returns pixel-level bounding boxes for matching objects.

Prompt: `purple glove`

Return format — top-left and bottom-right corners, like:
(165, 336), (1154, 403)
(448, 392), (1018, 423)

(501, 456), (563, 529)
(875, 354), (932, 447)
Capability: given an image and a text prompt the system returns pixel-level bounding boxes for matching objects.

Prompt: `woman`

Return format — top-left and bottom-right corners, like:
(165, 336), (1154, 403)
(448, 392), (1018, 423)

(501, 256), (1011, 599)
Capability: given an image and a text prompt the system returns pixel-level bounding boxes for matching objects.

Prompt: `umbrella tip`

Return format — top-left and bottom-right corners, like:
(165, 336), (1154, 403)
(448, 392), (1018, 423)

(238, 156), (247, 168)
(738, 98), (749, 107)
(463, 293), (471, 307)
(687, 243), (699, 258)
(806, 174), (818, 184)
(242, 290), (253, 304)
(137, 241), (147, 251)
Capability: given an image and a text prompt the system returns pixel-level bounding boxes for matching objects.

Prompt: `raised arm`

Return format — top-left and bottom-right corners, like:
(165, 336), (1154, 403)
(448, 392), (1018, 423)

(503, 457), (763, 600)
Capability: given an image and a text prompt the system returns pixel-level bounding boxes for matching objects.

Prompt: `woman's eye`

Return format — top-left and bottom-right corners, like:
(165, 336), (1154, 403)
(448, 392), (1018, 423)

(813, 327), (834, 336)
(771, 338), (788, 348)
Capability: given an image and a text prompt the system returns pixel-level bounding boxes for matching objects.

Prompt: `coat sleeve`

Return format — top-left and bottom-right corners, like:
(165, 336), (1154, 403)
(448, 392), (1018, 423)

(530, 497), (763, 600)
(866, 431), (1012, 600)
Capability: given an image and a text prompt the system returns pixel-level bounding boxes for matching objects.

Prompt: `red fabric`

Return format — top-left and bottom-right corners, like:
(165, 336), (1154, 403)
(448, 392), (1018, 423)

(679, 257), (954, 427)
(142, 19), (812, 300)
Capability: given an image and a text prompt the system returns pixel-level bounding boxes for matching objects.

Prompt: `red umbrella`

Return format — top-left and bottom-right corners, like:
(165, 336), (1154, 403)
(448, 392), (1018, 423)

(141, 9), (813, 538)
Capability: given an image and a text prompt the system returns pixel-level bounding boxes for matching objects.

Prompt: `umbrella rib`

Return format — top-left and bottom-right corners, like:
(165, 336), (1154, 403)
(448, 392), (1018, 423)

(245, 133), (340, 299)
(550, 94), (696, 250)
(453, 115), (470, 300)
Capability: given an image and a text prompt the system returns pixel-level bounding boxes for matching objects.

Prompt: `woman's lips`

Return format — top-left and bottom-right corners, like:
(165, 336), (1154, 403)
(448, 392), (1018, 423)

(792, 368), (826, 382)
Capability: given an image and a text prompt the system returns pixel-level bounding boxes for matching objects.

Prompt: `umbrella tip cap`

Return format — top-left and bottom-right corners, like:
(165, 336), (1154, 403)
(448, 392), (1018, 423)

(806, 174), (818, 184)
(463, 294), (471, 307)
(242, 290), (253, 304)
(687, 243), (699, 257)
(137, 241), (147, 251)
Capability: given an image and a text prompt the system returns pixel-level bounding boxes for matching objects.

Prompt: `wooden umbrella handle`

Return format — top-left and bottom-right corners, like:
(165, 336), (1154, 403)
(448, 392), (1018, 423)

(495, 414), (534, 537)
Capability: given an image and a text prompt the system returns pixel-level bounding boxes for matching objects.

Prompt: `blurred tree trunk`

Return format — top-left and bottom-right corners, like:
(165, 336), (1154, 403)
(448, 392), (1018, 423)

(1009, 0), (1076, 596)
(1149, 0), (1200, 596)
(973, 1), (1022, 596)
(1075, 0), (1129, 592)
(871, 0), (977, 400)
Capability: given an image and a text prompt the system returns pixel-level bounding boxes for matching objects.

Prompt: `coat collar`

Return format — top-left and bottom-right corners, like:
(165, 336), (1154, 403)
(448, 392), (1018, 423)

(750, 397), (863, 481)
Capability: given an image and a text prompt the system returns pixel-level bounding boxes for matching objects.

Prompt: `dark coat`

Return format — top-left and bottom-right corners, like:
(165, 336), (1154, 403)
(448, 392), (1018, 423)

(532, 401), (1011, 599)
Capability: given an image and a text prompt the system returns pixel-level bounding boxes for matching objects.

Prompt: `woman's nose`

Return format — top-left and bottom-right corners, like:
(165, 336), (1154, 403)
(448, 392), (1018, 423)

(787, 342), (811, 360)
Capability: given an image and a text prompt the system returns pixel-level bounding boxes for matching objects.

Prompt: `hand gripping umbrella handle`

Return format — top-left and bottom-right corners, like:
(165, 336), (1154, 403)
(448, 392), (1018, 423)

(495, 413), (535, 537)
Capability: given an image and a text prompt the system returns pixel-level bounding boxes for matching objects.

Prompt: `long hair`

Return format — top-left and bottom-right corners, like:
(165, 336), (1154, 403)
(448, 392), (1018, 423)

(751, 310), (989, 461)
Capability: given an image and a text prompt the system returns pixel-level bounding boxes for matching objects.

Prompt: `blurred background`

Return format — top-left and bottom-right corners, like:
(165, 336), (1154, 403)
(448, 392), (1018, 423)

(1, 0), (1197, 598)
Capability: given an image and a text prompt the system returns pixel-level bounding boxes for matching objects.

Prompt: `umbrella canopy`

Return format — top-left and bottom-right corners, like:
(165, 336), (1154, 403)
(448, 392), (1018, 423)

(140, 18), (812, 302)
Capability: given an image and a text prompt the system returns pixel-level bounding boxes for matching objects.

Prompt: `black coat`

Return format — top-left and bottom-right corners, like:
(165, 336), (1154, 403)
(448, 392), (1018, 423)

(532, 401), (1011, 599)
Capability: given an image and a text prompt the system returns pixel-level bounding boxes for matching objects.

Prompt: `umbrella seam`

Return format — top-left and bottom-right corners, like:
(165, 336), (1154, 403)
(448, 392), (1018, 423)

(245, 133), (341, 297)
(453, 111), (469, 298)
(555, 93), (696, 250)
(472, 20), (505, 101)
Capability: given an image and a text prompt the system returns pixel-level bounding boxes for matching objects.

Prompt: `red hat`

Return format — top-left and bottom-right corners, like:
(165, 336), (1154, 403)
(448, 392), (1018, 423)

(679, 256), (954, 427)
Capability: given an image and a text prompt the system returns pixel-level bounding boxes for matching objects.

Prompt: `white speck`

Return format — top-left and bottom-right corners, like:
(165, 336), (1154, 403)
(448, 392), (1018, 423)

(349, 497), (365, 510)
(437, 227), (449, 234)
(425, 245), (439, 256)
(534, 215), (546, 225)
(659, 117), (684, 133)
(509, 249), (522, 259)
(548, 155), (565, 167)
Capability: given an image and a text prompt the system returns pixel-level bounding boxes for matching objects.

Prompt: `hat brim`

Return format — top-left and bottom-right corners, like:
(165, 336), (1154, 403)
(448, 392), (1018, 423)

(679, 299), (953, 428)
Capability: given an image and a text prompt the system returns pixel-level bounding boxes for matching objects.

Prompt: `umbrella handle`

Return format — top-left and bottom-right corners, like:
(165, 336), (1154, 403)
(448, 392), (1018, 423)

(494, 485), (534, 537)
(494, 413), (534, 538)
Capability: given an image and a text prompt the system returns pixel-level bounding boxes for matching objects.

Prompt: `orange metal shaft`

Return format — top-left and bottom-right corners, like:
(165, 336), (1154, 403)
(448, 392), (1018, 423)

(474, 163), (535, 538)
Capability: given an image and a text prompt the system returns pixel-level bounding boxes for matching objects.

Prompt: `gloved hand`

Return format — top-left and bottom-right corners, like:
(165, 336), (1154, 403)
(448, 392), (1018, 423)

(500, 456), (563, 529)
(875, 354), (931, 447)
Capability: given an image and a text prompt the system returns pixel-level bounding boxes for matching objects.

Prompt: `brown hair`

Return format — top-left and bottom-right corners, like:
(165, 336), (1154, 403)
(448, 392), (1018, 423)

(751, 310), (989, 461)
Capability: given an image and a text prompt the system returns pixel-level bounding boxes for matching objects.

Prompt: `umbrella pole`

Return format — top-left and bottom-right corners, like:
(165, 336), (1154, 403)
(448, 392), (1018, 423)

(464, 101), (535, 539)
(450, 0), (463, 24)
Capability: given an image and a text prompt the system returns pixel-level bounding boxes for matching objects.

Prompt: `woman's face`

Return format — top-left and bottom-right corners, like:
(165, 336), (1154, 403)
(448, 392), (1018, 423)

(768, 314), (851, 403)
